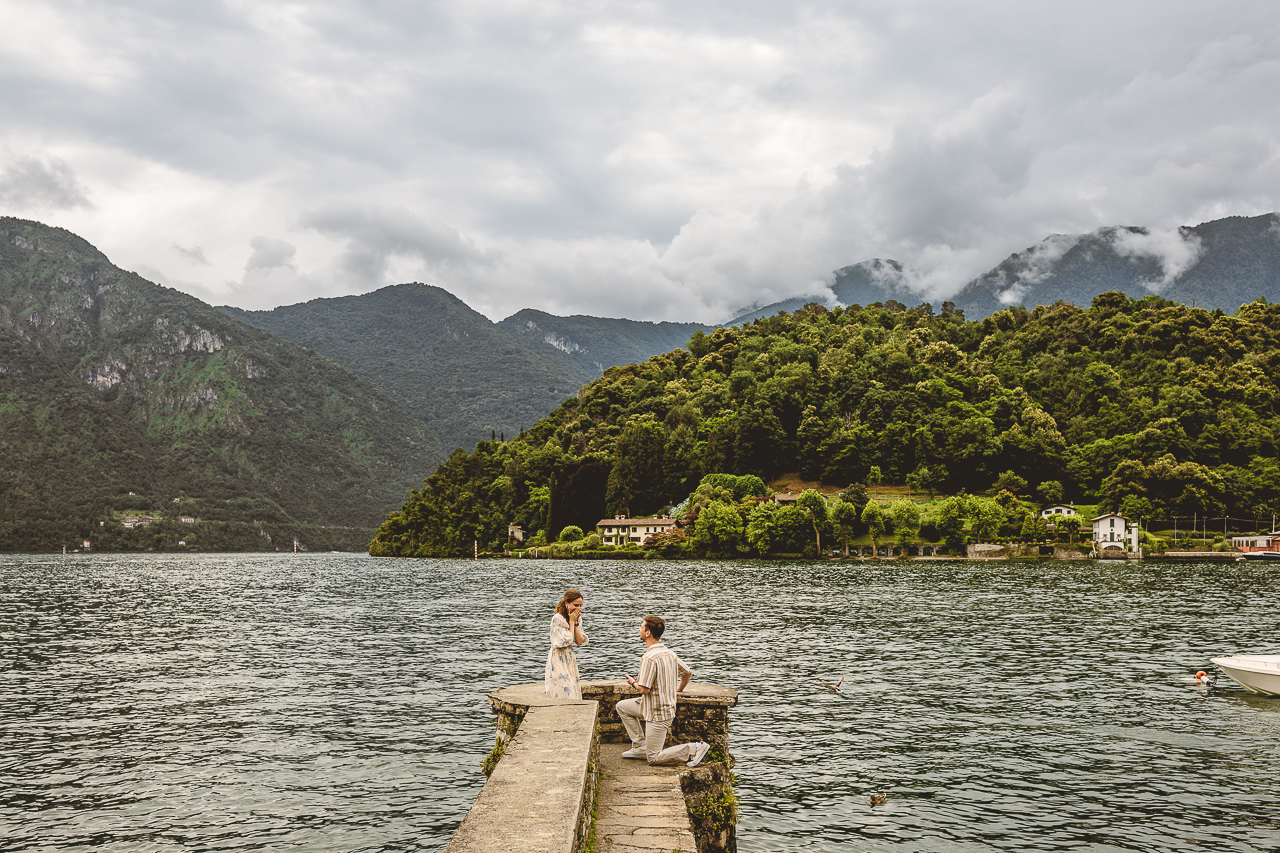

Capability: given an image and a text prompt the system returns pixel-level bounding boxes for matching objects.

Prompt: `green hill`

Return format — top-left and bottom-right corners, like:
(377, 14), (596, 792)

(0, 218), (443, 552)
(369, 294), (1280, 557)
(224, 288), (713, 454)
(221, 284), (583, 454)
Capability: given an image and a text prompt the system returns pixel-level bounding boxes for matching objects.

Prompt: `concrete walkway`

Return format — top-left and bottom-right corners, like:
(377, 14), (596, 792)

(595, 743), (698, 853)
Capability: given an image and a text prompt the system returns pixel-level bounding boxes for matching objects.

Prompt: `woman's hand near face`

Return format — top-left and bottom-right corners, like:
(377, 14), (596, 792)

(569, 600), (586, 644)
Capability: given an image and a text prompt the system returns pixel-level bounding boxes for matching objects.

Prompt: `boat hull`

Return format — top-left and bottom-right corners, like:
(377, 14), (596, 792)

(1211, 655), (1280, 696)
(1240, 551), (1280, 560)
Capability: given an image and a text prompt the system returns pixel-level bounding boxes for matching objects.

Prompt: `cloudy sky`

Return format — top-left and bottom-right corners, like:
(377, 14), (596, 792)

(2, 1), (1278, 322)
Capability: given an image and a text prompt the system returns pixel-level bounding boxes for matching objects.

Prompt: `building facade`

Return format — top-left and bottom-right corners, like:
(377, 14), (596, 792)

(1091, 512), (1140, 553)
(596, 516), (678, 546)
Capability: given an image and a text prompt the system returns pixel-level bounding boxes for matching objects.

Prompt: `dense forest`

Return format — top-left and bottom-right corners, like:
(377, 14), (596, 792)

(370, 291), (1280, 557)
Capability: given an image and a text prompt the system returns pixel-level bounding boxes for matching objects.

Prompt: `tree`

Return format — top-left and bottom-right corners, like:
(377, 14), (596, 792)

(1037, 480), (1064, 505)
(746, 501), (780, 556)
(559, 525), (584, 542)
(935, 496), (968, 554)
(830, 500), (860, 557)
(889, 499), (921, 553)
(796, 489), (828, 555)
(690, 500), (746, 557)
(840, 483), (870, 515)
(990, 470), (1028, 496)
(969, 497), (1004, 542)
(643, 527), (690, 558)
(917, 464), (946, 498)
(605, 420), (666, 516)
(861, 500), (886, 555)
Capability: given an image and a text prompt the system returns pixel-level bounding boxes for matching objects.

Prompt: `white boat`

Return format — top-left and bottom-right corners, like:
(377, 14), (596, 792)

(1239, 551), (1280, 561)
(1211, 654), (1280, 696)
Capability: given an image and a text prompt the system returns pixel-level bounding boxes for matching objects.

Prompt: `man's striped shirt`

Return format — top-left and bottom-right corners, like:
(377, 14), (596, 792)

(637, 641), (691, 722)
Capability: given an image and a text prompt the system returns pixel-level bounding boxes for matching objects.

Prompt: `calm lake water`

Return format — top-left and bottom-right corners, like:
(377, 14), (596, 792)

(2, 554), (1278, 852)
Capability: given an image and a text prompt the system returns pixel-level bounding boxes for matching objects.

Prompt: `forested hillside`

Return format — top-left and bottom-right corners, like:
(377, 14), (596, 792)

(0, 218), (443, 552)
(222, 284), (583, 453)
(370, 292), (1280, 557)
(224, 286), (712, 453)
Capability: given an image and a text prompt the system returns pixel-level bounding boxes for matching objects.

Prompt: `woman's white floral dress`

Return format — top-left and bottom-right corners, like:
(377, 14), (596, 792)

(544, 613), (587, 699)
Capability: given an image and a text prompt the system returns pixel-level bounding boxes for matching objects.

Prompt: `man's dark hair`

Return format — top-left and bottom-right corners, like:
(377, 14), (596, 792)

(643, 615), (665, 639)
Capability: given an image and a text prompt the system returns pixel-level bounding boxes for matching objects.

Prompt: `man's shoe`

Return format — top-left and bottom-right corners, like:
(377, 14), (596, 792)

(687, 741), (711, 767)
(621, 748), (647, 759)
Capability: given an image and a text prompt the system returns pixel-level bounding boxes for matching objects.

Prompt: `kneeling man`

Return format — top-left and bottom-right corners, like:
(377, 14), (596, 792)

(616, 614), (710, 767)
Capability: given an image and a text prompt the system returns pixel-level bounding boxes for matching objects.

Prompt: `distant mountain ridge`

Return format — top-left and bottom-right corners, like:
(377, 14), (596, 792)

(0, 218), (443, 551)
(225, 289), (712, 453)
(727, 259), (919, 324)
(954, 214), (1280, 318)
(496, 309), (708, 384)
(735, 213), (1280, 321)
(224, 213), (1280, 456)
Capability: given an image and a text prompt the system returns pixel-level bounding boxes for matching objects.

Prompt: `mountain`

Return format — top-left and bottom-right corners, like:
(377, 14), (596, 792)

(730, 213), (1280, 323)
(953, 214), (1280, 318)
(495, 309), (710, 384)
(727, 259), (920, 325)
(225, 288), (713, 453)
(0, 218), (443, 552)
(221, 284), (583, 454)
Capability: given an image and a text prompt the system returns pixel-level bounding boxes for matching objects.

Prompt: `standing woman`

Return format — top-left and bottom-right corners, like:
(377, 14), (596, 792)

(545, 589), (588, 699)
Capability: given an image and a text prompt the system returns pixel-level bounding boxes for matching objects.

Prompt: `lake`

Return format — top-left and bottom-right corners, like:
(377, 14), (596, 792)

(2, 554), (1278, 852)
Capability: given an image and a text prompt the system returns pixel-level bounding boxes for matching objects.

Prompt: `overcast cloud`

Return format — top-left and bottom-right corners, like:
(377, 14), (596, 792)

(1, 1), (1278, 321)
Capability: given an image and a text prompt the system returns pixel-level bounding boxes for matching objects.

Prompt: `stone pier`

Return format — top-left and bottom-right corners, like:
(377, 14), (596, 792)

(446, 680), (738, 853)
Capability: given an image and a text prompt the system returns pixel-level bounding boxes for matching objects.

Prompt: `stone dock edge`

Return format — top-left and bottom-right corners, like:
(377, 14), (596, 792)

(446, 680), (739, 853)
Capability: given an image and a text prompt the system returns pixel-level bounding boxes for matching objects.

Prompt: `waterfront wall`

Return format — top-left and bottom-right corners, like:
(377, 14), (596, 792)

(445, 700), (599, 853)
(459, 680), (739, 853)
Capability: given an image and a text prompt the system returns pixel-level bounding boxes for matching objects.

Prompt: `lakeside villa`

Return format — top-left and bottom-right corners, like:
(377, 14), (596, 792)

(1091, 512), (1141, 554)
(597, 516), (678, 546)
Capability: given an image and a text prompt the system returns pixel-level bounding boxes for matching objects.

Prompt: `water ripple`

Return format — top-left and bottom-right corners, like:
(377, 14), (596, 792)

(2, 554), (1279, 852)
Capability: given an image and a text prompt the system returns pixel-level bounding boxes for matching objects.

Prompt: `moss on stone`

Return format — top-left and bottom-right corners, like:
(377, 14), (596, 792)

(688, 780), (739, 833)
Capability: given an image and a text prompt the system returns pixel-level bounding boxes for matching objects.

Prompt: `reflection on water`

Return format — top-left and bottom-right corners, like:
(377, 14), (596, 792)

(2, 554), (1278, 852)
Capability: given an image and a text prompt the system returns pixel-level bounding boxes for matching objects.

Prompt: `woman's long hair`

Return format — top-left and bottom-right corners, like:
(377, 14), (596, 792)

(555, 589), (583, 620)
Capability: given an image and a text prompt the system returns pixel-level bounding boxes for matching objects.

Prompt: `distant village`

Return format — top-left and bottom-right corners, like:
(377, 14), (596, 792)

(505, 492), (1280, 561)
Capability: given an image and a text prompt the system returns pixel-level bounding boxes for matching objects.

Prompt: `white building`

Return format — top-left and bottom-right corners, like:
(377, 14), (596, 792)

(1091, 513), (1140, 553)
(1039, 504), (1077, 521)
(596, 516), (678, 546)
(1229, 531), (1280, 553)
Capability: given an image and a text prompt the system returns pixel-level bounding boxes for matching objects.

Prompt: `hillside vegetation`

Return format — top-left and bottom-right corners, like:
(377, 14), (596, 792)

(370, 292), (1280, 557)
(0, 218), (443, 552)
(224, 287), (711, 454)
(222, 284), (585, 454)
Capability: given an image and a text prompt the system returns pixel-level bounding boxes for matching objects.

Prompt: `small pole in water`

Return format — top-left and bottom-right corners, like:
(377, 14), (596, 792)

(474, 539), (478, 561)
(293, 539), (298, 560)
(62, 545), (66, 560)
